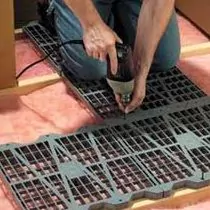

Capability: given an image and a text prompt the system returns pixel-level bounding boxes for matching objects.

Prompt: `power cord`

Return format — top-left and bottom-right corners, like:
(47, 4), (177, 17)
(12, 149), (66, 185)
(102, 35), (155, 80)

(16, 39), (84, 79)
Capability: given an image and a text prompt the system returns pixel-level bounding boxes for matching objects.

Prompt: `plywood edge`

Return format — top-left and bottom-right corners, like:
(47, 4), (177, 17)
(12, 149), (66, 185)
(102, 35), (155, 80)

(122, 186), (210, 210)
(181, 42), (210, 58)
(0, 73), (61, 96)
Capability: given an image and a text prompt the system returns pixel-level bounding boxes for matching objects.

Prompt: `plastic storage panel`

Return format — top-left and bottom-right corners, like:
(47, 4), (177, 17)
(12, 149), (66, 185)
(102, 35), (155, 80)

(1, 97), (210, 210)
(23, 22), (207, 119)
(23, 23), (62, 71)
(63, 67), (206, 119)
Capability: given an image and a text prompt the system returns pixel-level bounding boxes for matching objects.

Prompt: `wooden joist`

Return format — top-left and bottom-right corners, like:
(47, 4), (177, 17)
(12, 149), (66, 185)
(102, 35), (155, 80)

(125, 187), (210, 210)
(181, 42), (210, 58)
(0, 73), (61, 96)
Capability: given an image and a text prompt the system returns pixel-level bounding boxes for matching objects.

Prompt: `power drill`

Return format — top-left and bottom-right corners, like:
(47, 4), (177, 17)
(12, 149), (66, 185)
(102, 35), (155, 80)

(107, 43), (134, 111)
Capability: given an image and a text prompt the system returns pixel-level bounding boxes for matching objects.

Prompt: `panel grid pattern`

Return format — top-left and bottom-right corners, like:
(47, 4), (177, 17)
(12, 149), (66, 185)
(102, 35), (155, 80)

(2, 102), (210, 209)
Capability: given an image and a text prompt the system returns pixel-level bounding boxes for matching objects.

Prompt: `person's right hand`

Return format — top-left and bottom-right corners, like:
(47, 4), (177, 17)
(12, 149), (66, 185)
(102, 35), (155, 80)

(83, 21), (122, 74)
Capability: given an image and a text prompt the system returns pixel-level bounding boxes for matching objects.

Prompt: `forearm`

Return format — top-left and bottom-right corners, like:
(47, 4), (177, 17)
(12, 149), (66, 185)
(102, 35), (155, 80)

(134, 0), (175, 78)
(63, 0), (102, 30)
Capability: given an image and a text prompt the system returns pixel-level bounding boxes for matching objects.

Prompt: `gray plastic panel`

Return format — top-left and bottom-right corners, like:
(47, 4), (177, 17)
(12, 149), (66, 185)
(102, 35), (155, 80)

(23, 22), (62, 72)
(1, 99), (210, 210)
(63, 67), (206, 118)
(23, 23), (207, 119)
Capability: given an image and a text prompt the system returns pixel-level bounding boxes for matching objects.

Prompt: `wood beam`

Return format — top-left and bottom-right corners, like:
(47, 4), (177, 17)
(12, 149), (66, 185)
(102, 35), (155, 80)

(181, 42), (210, 58)
(122, 186), (210, 210)
(0, 73), (61, 96)
(0, 1), (17, 89)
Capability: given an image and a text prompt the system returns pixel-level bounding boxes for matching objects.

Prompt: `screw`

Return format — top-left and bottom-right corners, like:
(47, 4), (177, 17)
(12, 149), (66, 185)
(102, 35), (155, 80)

(201, 171), (205, 180)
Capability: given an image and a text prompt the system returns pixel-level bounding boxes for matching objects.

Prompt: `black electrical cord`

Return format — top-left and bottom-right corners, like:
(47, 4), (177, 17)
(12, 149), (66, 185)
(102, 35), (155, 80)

(16, 39), (84, 79)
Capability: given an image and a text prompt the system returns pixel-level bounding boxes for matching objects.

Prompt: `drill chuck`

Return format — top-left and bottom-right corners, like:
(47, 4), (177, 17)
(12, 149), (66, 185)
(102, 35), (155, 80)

(121, 94), (131, 105)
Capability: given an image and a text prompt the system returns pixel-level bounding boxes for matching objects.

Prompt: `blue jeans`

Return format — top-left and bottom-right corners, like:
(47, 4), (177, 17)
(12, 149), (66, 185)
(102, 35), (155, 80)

(52, 0), (180, 80)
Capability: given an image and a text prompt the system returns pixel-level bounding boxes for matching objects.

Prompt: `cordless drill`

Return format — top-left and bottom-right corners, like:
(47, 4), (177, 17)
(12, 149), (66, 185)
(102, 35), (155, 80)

(107, 43), (134, 111)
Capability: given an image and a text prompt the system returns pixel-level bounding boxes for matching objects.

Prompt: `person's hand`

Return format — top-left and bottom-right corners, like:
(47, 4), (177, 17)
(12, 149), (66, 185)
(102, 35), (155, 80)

(114, 75), (147, 113)
(115, 75), (146, 113)
(125, 75), (146, 113)
(83, 21), (122, 74)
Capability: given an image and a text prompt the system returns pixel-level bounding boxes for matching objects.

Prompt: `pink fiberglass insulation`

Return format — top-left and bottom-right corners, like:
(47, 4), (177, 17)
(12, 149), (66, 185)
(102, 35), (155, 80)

(15, 38), (53, 79)
(177, 14), (209, 46)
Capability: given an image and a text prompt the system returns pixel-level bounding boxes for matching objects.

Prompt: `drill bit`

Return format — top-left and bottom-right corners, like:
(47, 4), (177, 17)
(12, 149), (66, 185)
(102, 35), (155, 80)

(121, 93), (131, 120)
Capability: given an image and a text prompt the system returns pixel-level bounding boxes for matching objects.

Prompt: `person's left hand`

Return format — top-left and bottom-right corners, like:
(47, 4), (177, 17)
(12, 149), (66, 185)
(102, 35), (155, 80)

(124, 75), (147, 113)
